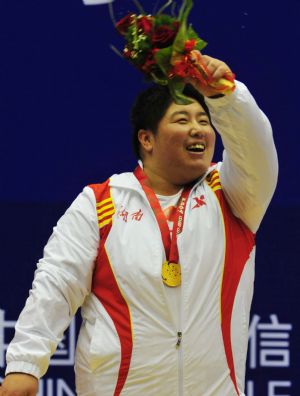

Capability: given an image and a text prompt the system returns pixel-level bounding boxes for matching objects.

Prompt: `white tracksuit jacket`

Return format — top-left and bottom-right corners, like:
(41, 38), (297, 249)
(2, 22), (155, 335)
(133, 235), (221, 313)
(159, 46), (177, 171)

(5, 82), (278, 395)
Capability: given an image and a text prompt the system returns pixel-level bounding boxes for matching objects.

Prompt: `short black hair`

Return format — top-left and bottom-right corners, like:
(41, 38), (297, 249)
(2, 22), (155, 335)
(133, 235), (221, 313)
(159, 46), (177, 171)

(130, 83), (211, 158)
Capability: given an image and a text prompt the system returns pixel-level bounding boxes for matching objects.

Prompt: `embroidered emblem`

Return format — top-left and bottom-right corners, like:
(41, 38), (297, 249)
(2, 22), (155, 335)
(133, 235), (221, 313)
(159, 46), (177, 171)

(118, 207), (129, 222)
(131, 209), (144, 221)
(117, 207), (145, 223)
(192, 195), (206, 209)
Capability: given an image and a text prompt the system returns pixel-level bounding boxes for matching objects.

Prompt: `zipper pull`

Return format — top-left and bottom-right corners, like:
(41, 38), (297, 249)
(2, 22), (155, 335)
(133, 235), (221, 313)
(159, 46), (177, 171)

(176, 331), (182, 348)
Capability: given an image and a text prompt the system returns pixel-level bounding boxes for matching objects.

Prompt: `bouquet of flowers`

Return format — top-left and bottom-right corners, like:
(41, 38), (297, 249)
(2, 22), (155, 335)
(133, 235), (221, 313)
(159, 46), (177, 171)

(114, 0), (235, 103)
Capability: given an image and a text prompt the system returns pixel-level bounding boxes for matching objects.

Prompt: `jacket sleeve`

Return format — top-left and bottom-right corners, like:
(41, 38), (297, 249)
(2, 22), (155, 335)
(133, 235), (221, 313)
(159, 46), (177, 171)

(205, 81), (278, 232)
(5, 186), (99, 379)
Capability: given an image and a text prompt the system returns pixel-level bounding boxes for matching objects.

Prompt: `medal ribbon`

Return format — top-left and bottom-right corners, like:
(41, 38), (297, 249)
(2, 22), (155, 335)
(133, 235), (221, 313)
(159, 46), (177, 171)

(134, 166), (192, 264)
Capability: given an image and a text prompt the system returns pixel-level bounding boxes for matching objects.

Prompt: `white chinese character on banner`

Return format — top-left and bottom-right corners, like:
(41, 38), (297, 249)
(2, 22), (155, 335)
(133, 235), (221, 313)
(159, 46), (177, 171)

(0, 309), (76, 368)
(268, 381), (292, 396)
(246, 380), (254, 396)
(248, 314), (292, 368)
(50, 318), (76, 366)
(246, 380), (292, 396)
(37, 378), (76, 396)
(0, 309), (16, 368)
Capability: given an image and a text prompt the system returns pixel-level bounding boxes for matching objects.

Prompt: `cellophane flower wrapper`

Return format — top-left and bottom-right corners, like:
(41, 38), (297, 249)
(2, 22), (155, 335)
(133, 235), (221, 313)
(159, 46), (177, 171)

(115, 0), (235, 104)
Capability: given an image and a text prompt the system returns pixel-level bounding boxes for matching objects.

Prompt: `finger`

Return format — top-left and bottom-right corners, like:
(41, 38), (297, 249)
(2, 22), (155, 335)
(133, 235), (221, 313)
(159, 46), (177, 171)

(199, 54), (211, 66)
(200, 55), (223, 73)
(201, 55), (231, 79)
(212, 64), (232, 80)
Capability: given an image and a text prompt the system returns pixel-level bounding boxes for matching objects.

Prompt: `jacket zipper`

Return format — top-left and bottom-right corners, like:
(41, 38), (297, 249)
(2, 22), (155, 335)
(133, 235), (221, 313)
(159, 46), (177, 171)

(177, 330), (183, 396)
(177, 286), (184, 396)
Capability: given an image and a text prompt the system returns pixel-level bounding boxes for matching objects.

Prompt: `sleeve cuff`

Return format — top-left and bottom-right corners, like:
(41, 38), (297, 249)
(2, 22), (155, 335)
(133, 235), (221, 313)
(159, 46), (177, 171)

(5, 361), (41, 379)
(205, 80), (248, 110)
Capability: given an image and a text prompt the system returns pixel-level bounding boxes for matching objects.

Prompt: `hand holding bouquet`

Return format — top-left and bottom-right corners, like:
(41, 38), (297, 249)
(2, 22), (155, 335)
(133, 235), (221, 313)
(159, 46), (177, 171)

(115, 0), (235, 103)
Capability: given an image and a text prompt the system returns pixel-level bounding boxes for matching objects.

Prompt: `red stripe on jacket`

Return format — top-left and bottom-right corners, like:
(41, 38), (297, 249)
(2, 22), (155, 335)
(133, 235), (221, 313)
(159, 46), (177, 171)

(208, 171), (255, 395)
(89, 181), (133, 396)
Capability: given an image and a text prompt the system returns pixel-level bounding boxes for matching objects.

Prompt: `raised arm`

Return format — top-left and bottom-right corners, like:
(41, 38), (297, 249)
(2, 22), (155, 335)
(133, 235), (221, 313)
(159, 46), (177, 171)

(205, 81), (278, 232)
(189, 53), (278, 232)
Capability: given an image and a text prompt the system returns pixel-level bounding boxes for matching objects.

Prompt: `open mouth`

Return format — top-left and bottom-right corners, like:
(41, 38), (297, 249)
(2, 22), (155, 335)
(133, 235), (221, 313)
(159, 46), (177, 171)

(186, 143), (205, 153)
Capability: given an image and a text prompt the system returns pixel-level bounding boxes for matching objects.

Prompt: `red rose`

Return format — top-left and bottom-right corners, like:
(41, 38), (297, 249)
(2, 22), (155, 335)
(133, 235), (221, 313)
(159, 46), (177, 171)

(137, 16), (153, 35)
(116, 14), (135, 35)
(184, 39), (197, 53)
(152, 24), (179, 48)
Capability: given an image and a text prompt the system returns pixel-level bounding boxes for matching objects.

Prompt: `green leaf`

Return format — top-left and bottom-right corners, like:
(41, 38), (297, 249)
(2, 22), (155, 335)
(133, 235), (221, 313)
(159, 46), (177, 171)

(154, 14), (176, 27)
(168, 79), (193, 104)
(172, 25), (187, 54)
(178, 0), (193, 24)
(172, 0), (194, 54)
(195, 39), (207, 51)
(187, 25), (207, 50)
(155, 46), (173, 75)
(150, 73), (168, 85)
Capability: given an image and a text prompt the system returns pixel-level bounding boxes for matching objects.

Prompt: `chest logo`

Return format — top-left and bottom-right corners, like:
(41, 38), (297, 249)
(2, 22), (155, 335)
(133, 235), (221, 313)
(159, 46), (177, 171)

(192, 195), (206, 209)
(131, 209), (144, 221)
(117, 207), (144, 222)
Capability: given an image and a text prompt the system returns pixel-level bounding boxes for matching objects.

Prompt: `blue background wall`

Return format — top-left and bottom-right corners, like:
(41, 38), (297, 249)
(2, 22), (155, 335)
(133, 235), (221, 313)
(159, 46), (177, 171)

(0, 0), (299, 394)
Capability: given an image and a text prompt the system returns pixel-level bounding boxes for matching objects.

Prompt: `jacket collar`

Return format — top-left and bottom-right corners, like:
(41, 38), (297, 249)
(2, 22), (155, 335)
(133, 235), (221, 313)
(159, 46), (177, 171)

(109, 161), (218, 195)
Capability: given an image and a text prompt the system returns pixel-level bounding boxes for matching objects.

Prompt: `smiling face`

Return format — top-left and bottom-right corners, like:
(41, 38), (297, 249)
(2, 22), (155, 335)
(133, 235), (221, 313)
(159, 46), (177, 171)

(139, 98), (216, 192)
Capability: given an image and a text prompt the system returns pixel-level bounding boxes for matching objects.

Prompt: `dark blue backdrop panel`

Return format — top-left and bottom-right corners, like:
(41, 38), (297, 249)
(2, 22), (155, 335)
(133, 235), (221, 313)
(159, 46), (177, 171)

(0, 0), (299, 395)
(0, 0), (299, 204)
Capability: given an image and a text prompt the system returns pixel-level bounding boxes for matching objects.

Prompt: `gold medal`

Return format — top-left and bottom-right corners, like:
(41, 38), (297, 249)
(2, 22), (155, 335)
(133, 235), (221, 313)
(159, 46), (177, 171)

(162, 261), (181, 287)
(134, 167), (191, 290)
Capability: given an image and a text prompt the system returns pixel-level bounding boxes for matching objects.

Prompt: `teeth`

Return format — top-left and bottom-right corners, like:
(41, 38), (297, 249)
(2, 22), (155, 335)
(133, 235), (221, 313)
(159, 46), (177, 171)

(187, 144), (205, 152)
